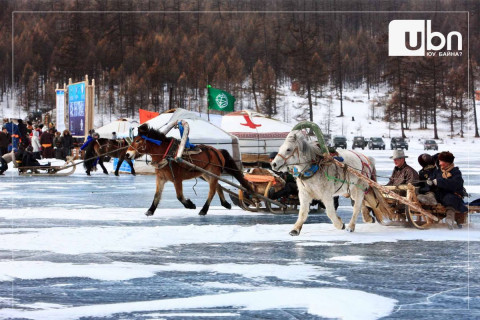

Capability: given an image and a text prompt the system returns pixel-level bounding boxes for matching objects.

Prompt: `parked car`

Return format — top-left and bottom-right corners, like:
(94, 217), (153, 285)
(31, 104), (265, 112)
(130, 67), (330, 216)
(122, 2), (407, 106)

(390, 137), (409, 150)
(352, 136), (366, 149)
(424, 139), (438, 150)
(368, 137), (385, 150)
(333, 136), (347, 149)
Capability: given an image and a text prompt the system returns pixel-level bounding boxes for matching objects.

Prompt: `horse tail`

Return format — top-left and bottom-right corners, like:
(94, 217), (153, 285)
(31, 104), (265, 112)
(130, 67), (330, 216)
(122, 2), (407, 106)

(83, 140), (97, 170)
(219, 149), (254, 194)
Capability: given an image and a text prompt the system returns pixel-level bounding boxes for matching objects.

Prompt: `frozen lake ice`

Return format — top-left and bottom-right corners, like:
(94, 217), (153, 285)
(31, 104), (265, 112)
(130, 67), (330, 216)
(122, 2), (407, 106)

(0, 144), (479, 319)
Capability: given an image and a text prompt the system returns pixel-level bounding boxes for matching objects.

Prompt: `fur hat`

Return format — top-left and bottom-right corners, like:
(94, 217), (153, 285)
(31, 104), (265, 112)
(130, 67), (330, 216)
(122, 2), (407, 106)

(438, 151), (454, 163)
(390, 149), (408, 160)
(418, 153), (434, 167)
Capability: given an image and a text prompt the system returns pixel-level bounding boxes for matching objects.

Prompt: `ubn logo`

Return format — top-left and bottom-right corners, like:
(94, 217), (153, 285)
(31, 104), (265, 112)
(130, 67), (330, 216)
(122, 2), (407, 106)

(389, 20), (462, 56)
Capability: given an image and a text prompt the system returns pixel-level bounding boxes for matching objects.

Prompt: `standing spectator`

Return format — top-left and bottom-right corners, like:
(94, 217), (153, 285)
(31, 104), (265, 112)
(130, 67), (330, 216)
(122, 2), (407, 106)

(53, 131), (64, 159)
(0, 127), (10, 156)
(62, 130), (73, 158)
(31, 126), (42, 159)
(3, 118), (19, 151)
(17, 119), (29, 146)
(26, 121), (33, 136)
(40, 128), (55, 158)
(111, 132), (117, 140)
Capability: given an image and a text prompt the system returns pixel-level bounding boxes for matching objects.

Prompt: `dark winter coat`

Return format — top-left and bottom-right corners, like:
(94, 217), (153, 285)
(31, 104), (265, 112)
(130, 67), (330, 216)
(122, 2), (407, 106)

(432, 166), (467, 213)
(0, 131), (10, 155)
(17, 121), (28, 141)
(40, 131), (54, 158)
(418, 164), (436, 194)
(62, 134), (73, 149)
(386, 162), (419, 187)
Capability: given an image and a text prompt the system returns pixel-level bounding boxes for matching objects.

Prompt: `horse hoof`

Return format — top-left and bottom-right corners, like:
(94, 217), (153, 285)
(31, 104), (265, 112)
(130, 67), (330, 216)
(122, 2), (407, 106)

(289, 230), (300, 236)
(114, 173), (119, 176)
(103, 171), (108, 175)
(145, 211), (154, 216)
(341, 223), (345, 230)
(346, 227), (355, 232)
(198, 211), (207, 216)
(222, 201), (231, 209)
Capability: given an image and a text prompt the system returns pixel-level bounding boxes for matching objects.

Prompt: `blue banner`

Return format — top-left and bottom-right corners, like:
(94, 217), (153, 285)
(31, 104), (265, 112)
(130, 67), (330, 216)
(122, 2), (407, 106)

(68, 82), (86, 136)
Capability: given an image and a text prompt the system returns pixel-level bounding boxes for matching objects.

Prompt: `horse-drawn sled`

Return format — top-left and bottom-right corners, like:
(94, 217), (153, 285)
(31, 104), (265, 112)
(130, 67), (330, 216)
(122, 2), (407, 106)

(269, 121), (480, 234)
(224, 167), (300, 214)
(17, 159), (76, 176)
(363, 183), (480, 229)
(124, 118), (478, 232)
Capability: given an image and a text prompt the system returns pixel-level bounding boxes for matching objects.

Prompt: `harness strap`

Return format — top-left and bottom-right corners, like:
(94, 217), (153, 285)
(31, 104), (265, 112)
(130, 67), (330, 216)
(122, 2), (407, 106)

(141, 135), (162, 146)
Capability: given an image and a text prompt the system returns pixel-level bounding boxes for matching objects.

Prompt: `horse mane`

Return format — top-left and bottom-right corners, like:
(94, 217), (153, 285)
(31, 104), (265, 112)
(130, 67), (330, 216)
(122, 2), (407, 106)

(137, 123), (171, 142)
(290, 130), (324, 160)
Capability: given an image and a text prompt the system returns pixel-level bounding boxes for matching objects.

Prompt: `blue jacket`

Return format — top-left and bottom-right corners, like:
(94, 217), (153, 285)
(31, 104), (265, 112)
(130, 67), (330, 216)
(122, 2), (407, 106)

(80, 136), (93, 150)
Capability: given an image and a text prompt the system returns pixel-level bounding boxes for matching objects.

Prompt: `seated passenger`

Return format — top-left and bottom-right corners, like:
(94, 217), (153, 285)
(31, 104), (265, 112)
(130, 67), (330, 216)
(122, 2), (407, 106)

(268, 152), (298, 200)
(386, 150), (419, 187)
(427, 151), (467, 229)
(416, 153), (438, 206)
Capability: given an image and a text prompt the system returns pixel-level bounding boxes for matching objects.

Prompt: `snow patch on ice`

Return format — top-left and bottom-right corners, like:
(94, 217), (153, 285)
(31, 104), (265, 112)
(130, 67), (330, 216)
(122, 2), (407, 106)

(0, 288), (397, 320)
(329, 255), (365, 262)
(0, 261), (328, 282)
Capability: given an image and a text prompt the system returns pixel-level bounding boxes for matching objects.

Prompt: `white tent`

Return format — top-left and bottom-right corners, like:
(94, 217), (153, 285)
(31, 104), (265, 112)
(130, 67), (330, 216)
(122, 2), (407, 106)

(95, 118), (139, 140)
(144, 108), (241, 163)
(220, 110), (293, 162)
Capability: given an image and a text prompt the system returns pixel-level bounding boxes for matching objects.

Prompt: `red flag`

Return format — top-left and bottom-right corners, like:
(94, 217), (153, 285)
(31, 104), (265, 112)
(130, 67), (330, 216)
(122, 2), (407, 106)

(139, 109), (159, 124)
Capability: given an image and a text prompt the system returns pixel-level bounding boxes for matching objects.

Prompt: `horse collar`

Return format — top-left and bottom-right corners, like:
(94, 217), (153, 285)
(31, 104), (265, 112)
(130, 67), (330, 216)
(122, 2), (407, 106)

(293, 163), (320, 180)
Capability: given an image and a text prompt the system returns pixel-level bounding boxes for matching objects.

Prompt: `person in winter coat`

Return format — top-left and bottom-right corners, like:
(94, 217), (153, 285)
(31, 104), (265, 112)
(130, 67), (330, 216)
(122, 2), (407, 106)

(3, 118), (19, 151)
(427, 151), (467, 229)
(31, 127), (42, 159)
(53, 131), (64, 159)
(81, 132), (100, 175)
(0, 127), (10, 156)
(62, 130), (73, 158)
(17, 119), (29, 146)
(40, 128), (55, 159)
(386, 149), (419, 187)
(416, 153), (438, 206)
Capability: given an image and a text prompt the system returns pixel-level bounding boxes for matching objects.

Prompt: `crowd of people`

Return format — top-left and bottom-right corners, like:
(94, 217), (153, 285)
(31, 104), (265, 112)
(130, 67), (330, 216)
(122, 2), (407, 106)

(0, 118), (74, 175)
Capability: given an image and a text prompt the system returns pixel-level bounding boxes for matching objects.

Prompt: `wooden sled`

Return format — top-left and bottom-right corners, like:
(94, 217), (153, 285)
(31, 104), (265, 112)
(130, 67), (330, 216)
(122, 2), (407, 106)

(363, 183), (480, 229)
(17, 160), (76, 176)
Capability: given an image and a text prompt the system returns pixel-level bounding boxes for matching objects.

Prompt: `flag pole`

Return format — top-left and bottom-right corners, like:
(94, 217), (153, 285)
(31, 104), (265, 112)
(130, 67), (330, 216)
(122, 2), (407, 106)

(207, 84), (211, 121)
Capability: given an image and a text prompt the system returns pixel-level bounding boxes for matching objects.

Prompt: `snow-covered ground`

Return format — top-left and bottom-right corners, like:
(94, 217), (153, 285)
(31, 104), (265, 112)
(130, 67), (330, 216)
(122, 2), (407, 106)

(0, 141), (480, 319)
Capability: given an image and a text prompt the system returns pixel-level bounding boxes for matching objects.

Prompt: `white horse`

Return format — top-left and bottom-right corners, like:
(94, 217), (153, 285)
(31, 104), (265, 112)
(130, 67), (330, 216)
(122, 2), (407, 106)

(271, 130), (376, 235)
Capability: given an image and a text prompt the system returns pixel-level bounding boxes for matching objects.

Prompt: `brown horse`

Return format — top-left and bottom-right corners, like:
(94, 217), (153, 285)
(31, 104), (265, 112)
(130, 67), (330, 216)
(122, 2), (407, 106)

(125, 123), (254, 216)
(83, 138), (135, 176)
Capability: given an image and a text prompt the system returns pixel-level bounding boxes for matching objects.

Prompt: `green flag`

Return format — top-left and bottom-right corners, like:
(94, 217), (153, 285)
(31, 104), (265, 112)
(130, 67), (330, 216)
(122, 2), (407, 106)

(207, 86), (235, 112)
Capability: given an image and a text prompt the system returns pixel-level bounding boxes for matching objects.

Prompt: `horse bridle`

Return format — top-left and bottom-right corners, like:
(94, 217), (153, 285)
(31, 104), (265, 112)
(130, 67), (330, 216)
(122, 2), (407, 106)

(275, 146), (299, 169)
(128, 136), (148, 155)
